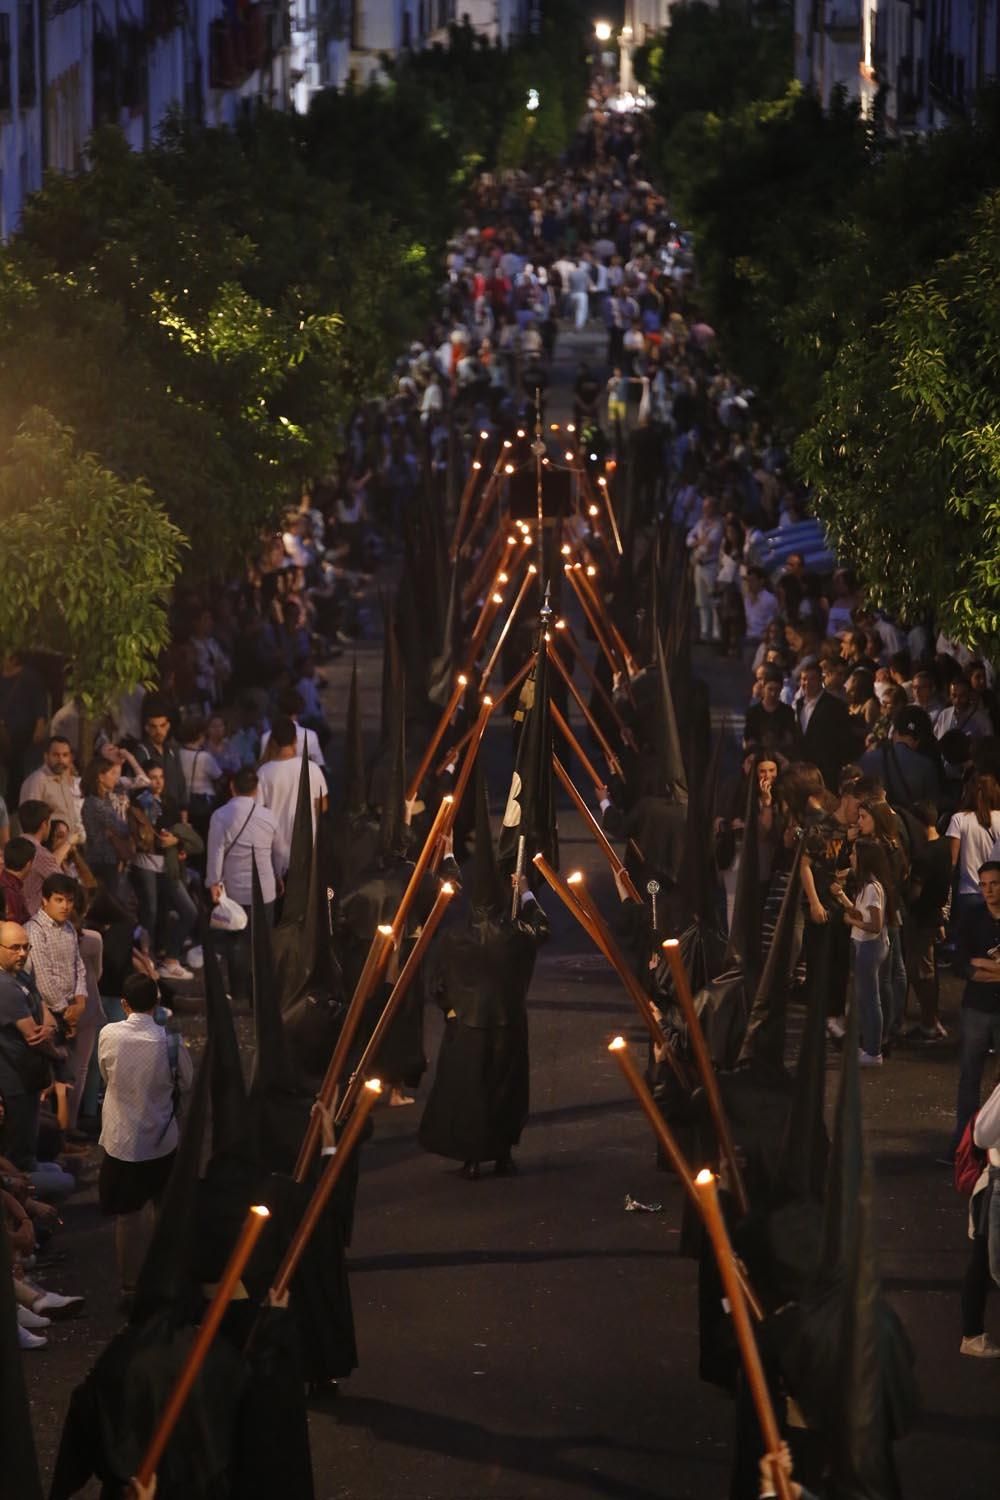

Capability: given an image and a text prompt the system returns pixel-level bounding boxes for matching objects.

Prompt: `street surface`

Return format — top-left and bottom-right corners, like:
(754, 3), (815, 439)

(25, 325), (1000, 1500)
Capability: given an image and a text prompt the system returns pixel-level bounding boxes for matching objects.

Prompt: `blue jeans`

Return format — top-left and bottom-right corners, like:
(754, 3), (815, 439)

(879, 925), (907, 1036)
(954, 1006), (1000, 1148)
(852, 935), (888, 1056)
(132, 868), (197, 960)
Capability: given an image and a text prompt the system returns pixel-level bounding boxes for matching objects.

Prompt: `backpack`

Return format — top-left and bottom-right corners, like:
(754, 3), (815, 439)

(954, 1112), (987, 1196)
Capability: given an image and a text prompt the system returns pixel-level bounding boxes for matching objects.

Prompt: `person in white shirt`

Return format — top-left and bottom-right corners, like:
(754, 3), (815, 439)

(206, 766), (282, 1008)
(686, 495), (723, 643)
(256, 716), (328, 876)
(98, 971), (192, 1301)
(935, 677), (993, 741)
(741, 566), (780, 648)
(19, 736), (84, 843)
(259, 708), (324, 768)
(830, 838), (893, 1065)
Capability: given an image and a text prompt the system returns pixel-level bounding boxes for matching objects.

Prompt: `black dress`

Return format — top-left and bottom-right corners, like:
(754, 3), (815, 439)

(419, 901), (548, 1164)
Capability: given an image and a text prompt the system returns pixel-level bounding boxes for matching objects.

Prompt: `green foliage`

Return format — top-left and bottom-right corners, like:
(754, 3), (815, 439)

(0, 411), (184, 711)
(797, 191), (1000, 649)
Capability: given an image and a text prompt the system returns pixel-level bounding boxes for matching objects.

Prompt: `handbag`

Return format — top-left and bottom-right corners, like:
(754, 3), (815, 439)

(127, 801), (157, 855)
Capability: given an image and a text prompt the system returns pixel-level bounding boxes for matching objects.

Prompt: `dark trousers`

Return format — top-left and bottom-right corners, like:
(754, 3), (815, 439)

(211, 900), (273, 1006)
(903, 918), (940, 1027)
(5, 1089), (40, 1170)
(962, 1223), (992, 1337)
(953, 1005), (1000, 1149)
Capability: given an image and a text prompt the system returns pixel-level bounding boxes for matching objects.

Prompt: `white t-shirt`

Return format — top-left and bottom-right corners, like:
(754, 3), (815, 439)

(256, 757), (328, 874)
(950, 809), (1000, 895)
(259, 724), (324, 767)
(179, 746), (223, 798)
(851, 879), (885, 943)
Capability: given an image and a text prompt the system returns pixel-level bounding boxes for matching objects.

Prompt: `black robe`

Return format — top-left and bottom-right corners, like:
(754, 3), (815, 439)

(419, 900), (548, 1163)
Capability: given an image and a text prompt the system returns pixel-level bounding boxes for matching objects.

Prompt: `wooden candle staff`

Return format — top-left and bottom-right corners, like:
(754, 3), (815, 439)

(135, 1204), (270, 1487)
(272, 1081), (383, 1304)
(551, 755), (641, 904)
(607, 1040), (763, 1322)
(437, 659), (531, 777)
(695, 1170), (791, 1498)
(555, 619), (637, 751)
(450, 433), (487, 561)
(432, 696), (493, 870)
(578, 563), (638, 679)
(564, 563), (623, 680)
(406, 676), (468, 811)
(546, 638), (624, 776)
(551, 699), (619, 787)
(336, 883), (455, 1125)
(480, 564), (537, 691)
(662, 939), (748, 1218)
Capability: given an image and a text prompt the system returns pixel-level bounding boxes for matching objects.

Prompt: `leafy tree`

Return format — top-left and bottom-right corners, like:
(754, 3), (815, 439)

(0, 410), (184, 714)
(796, 191), (1000, 648)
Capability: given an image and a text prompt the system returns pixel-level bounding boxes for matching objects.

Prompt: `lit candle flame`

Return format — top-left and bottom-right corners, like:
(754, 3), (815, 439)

(365, 1079), (383, 1095)
(695, 1168), (714, 1187)
(609, 1036), (626, 1052)
(251, 1204), (270, 1218)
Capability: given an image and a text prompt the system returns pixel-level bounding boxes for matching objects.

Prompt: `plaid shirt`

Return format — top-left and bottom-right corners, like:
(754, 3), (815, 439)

(25, 909), (87, 1014)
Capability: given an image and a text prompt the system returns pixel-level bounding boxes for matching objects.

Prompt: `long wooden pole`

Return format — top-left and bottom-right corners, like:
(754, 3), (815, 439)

(432, 696), (494, 869)
(406, 675), (468, 808)
(462, 587), (506, 676)
(550, 699), (614, 791)
(336, 882), (455, 1124)
(272, 1082), (383, 1302)
(564, 562), (622, 677)
(608, 1041), (764, 1324)
(555, 620), (636, 750)
(578, 562), (638, 677)
(546, 638), (623, 777)
(450, 433), (487, 560)
(552, 754), (641, 903)
(135, 1205), (270, 1485)
(436, 658), (531, 776)
(662, 939), (749, 1218)
(480, 564), (537, 691)
(532, 853), (671, 1058)
(694, 1171), (789, 1494)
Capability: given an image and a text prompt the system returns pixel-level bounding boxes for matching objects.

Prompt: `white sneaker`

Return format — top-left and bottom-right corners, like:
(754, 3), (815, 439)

(184, 944), (204, 970)
(17, 1306), (51, 1330)
(858, 1050), (883, 1068)
(961, 1333), (1000, 1358)
(17, 1324), (47, 1349)
(157, 959), (193, 981)
(33, 1291), (85, 1318)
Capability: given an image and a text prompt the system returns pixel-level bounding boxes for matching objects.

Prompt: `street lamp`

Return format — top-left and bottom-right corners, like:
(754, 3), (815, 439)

(594, 19), (612, 42)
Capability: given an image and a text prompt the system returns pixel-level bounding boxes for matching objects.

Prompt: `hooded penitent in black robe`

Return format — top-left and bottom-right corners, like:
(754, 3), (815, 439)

(420, 765), (549, 1165)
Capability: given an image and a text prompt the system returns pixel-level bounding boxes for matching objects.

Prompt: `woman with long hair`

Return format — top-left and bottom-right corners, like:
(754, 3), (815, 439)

(948, 772), (1000, 919)
(831, 837), (895, 1064)
(858, 797), (909, 1045)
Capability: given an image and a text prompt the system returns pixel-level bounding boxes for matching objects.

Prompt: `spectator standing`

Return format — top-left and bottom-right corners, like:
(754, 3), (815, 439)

(0, 838), (35, 924)
(796, 661), (854, 793)
(26, 875), (88, 1096)
(259, 690), (325, 767)
(948, 774), (1000, 920)
(134, 699), (189, 822)
(935, 678), (993, 741)
(686, 496), (723, 645)
(97, 971), (192, 1303)
(19, 736), (84, 843)
(80, 757), (132, 894)
(131, 762), (197, 981)
(0, 921), (57, 1171)
(861, 706), (939, 808)
(205, 767), (282, 1008)
(257, 717), (328, 876)
(177, 717), (223, 838)
(903, 801), (951, 1041)
(831, 838), (893, 1065)
(952, 862), (1000, 1154)
(962, 1077), (1000, 1357)
(19, 800), (74, 916)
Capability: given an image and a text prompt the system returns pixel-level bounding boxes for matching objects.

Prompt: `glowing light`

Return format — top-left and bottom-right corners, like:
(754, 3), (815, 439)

(251, 1204), (270, 1218)
(565, 451), (574, 461)
(608, 1035), (626, 1051)
(505, 463), (515, 474)
(589, 505), (599, 516)
(595, 20), (612, 41)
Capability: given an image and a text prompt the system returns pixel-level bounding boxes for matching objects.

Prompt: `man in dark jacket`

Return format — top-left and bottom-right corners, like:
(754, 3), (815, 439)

(795, 663), (853, 792)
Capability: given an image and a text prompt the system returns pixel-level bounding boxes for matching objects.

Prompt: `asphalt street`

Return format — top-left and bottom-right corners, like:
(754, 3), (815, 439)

(24, 322), (1000, 1500)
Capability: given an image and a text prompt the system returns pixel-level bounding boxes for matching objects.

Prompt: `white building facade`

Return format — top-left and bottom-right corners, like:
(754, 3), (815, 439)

(0, 0), (293, 236)
(796, 0), (1000, 132)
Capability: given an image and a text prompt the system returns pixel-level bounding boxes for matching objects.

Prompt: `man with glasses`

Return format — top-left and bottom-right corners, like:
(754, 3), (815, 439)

(0, 920), (57, 1170)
